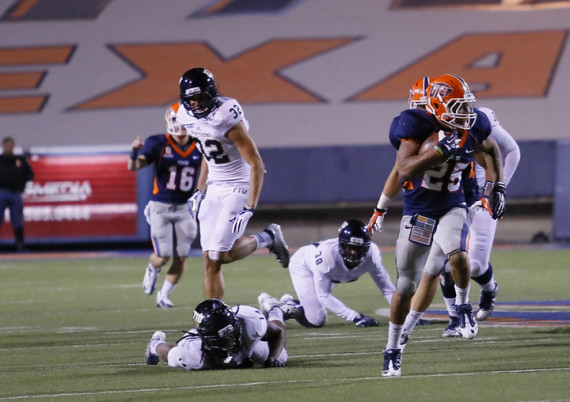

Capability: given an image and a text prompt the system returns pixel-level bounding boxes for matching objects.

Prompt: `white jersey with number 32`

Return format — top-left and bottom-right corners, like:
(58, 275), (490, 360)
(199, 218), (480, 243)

(177, 97), (251, 185)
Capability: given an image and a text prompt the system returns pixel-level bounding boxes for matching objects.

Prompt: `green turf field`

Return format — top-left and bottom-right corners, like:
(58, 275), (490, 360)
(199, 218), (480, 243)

(0, 248), (569, 401)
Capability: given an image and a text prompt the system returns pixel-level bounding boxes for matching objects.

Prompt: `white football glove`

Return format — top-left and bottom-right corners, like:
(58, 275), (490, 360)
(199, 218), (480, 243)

(187, 190), (205, 220)
(367, 207), (387, 235)
(230, 207), (254, 235)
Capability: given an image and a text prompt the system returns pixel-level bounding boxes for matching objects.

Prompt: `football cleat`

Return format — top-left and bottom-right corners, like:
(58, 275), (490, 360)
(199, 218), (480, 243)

(441, 316), (462, 338)
(265, 224), (290, 268)
(145, 331), (166, 365)
(475, 282), (498, 321)
(382, 348), (402, 377)
(258, 292), (280, 317)
(455, 303), (478, 339)
(279, 294), (300, 321)
(142, 265), (161, 295)
(156, 290), (175, 308)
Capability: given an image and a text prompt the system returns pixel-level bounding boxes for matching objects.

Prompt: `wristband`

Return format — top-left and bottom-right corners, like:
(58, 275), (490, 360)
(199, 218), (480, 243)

(433, 146), (444, 156)
(130, 150), (139, 161)
(376, 193), (391, 210)
(244, 205), (255, 212)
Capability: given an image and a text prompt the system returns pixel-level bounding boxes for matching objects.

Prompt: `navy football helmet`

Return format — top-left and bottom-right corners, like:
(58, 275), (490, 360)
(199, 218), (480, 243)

(338, 219), (371, 269)
(179, 68), (219, 119)
(193, 299), (241, 359)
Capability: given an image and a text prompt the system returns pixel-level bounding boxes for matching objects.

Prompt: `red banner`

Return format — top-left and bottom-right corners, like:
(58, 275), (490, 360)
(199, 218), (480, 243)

(1, 153), (137, 240)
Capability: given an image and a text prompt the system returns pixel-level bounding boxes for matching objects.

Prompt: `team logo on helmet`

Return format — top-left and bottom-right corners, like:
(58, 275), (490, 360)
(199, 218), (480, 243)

(428, 82), (453, 99)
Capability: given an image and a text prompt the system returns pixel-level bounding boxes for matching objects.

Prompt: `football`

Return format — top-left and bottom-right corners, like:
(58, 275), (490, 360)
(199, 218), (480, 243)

(419, 132), (439, 155)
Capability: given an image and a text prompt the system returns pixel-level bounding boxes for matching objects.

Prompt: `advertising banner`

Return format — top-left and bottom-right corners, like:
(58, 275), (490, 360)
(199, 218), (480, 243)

(1, 153), (138, 242)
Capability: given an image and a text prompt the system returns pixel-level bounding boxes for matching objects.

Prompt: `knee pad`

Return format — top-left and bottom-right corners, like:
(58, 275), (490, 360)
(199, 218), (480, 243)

(396, 277), (417, 297)
(296, 306), (325, 328)
(208, 250), (220, 261)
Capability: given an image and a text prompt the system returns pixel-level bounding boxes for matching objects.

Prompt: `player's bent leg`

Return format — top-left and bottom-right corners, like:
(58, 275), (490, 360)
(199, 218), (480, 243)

(143, 254), (168, 296)
(145, 331), (167, 365)
(203, 252), (225, 299)
(220, 236), (257, 264)
(439, 271), (461, 337)
(475, 279), (498, 321)
(448, 250), (470, 288)
(410, 274), (439, 313)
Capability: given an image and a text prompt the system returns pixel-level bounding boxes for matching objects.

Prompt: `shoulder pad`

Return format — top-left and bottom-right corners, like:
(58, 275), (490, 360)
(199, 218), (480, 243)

(477, 107), (499, 127)
(472, 109), (492, 140)
(208, 97), (244, 127)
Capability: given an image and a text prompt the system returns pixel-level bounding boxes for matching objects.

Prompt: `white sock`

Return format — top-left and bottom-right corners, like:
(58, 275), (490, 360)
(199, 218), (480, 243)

(252, 231), (273, 249)
(386, 322), (403, 350)
(443, 297), (457, 317)
(268, 306), (284, 323)
(480, 279), (497, 293)
(403, 309), (423, 334)
(454, 284), (471, 305)
(148, 262), (161, 273)
(160, 280), (176, 298)
(150, 339), (165, 355)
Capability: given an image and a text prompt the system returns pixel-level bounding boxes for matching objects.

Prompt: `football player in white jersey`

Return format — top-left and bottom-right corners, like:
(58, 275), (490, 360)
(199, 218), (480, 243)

(176, 68), (290, 299)
(258, 220), (395, 328)
(145, 298), (288, 369)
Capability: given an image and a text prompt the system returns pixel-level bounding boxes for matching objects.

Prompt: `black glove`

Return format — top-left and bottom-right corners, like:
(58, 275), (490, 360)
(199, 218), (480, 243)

(434, 130), (460, 159)
(489, 181), (506, 220)
(353, 314), (379, 327)
(263, 357), (285, 368)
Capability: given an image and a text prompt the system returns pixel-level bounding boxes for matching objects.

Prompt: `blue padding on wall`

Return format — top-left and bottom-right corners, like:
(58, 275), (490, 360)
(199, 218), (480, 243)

(507, 140), (555, 199)
(553, 141), (570, 240)
(260, 145), (396, 204)
(259, 140), (555, 205)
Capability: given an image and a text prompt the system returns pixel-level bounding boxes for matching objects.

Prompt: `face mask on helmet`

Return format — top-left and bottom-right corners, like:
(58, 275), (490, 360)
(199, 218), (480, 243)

(165, 102), (187, 136)
(408, 76), (430, 110)
(338, 220), (371, 269)
(425, 74), (477, 130)
(193, 299), (241, 361)
(179, 68), (219, 119)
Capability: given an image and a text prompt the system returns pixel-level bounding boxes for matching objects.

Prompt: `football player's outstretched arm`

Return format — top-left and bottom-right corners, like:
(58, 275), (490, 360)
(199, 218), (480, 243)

(228, 121), (265, 210)
(367, 156), (402, 234)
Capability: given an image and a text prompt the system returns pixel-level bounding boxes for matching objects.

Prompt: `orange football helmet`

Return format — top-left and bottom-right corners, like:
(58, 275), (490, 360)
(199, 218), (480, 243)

(165, 102), (187, 136)
(425, 74), (477, 130)
(408, 76), (430, 109)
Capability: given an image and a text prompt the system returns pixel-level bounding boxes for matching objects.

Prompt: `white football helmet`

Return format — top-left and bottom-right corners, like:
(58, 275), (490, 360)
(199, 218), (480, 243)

(165, 102), (187, 136)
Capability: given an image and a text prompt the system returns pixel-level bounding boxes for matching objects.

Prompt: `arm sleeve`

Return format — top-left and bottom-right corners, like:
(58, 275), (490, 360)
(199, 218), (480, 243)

(491, 126), (520, 187)
(368, 246), (396, 305)
(314, 271), (360, 322)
